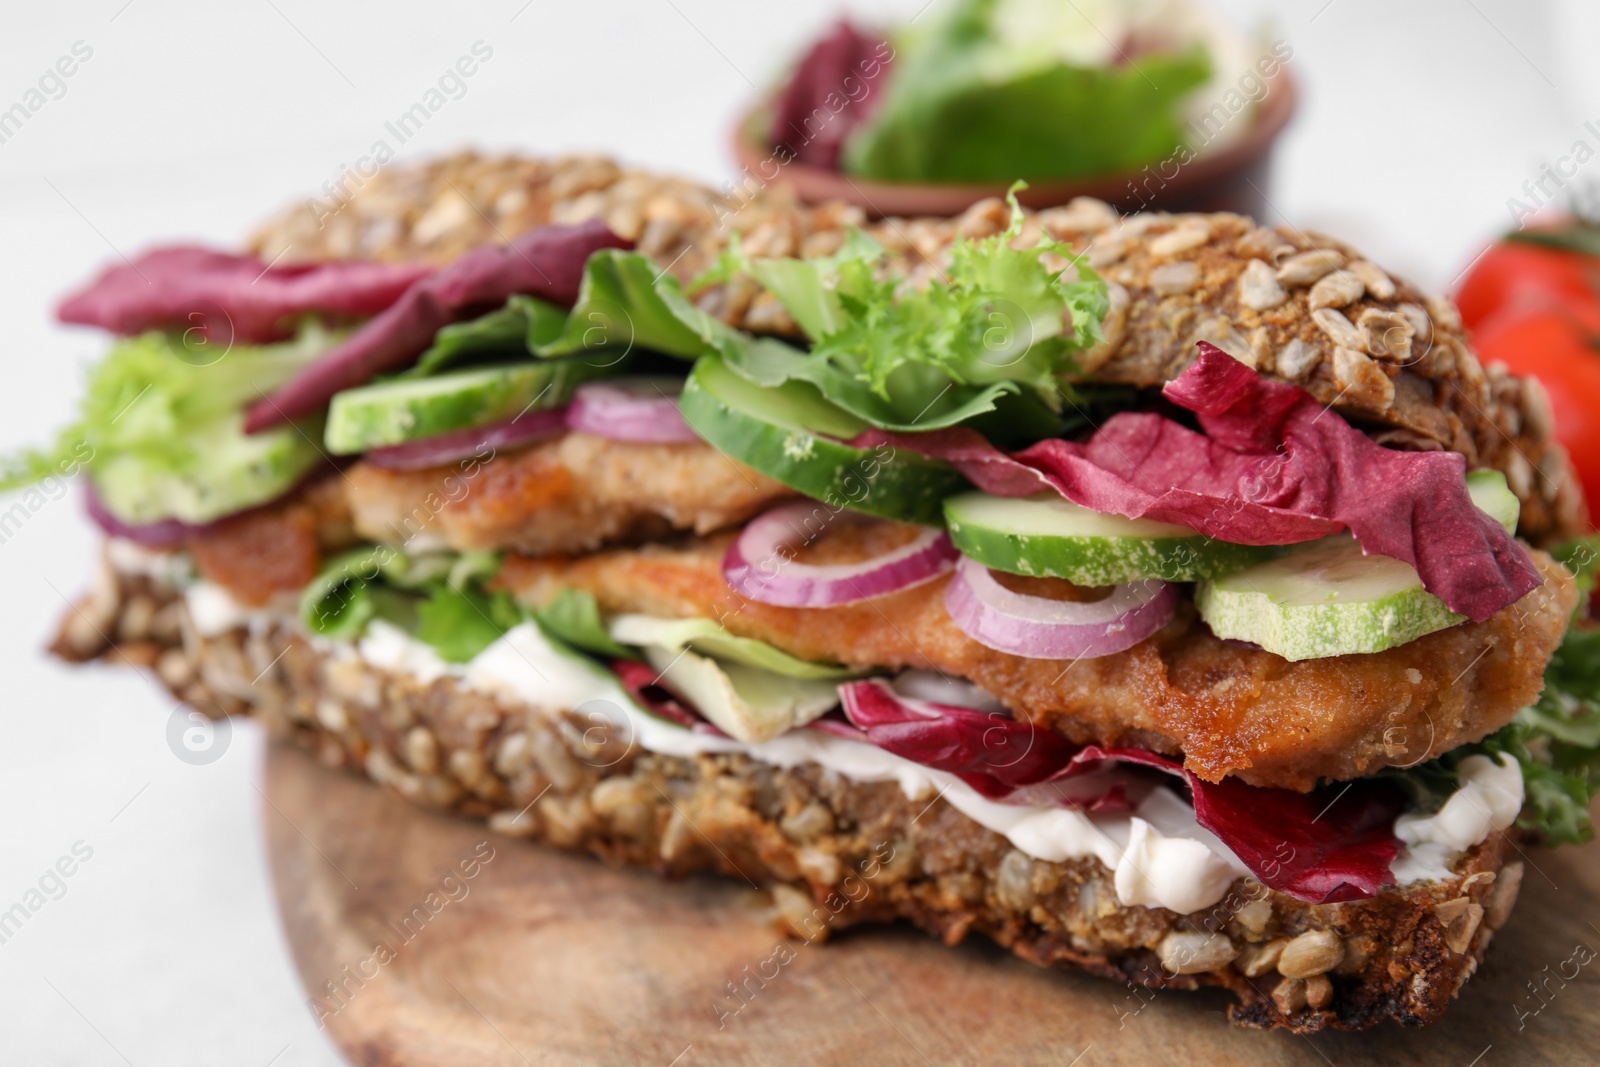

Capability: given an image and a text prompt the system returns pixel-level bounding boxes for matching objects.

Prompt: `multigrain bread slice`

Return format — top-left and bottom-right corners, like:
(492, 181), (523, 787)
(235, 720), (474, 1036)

(248, 151), (1586, 547)
(54, 554), (1525, 1034)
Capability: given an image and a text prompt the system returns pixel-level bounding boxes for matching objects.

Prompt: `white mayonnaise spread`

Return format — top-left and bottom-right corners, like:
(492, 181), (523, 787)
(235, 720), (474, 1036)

(431, 619), (1252, 912)
(185, 581), (260, 637)
(180, 579), (1521, 911)
(106, 537), (193, 586)
(1389, 753), (1524, 883)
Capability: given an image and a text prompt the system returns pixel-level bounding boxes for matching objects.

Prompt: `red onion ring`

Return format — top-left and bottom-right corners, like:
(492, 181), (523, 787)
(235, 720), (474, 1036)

(945, 556), (1175, 660)
(566, 379), (698, 443)
(84, 484), (193, 547)
(723, 501), (959, 608)
(365, 407), (568, 471)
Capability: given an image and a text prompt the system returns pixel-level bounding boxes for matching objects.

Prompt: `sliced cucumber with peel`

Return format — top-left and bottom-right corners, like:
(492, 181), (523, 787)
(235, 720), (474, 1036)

(678, 356), (968, 525)
(324, 358), (608, 455)
(1192, 471), (1517, 661)
(94, 416), (324, 525)
(1466, 468), (1519, 534)
(944, 491), (1272, 584)
(1194, 536), (1464, 661)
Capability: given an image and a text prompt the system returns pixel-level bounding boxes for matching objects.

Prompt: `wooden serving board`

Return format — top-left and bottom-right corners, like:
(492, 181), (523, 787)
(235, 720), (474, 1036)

(264, 744), (1600, 1067)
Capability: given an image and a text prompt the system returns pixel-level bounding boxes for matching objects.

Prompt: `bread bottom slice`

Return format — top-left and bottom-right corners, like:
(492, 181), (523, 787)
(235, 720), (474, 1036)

(55, 555), (1527, 1033)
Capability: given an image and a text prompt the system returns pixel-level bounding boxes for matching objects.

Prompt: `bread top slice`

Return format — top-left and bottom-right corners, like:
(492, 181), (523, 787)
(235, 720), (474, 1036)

(249, 151), (1586, 546)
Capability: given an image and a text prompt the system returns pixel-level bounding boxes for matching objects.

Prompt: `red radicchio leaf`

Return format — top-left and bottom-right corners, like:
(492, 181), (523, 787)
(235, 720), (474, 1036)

(83, 483), (191, 547)
(1065, 746), (1408, 905)
(57, 246), (430, 344)
(813, 699), (1133, 811)
(854, 342), (1540, 622)
(839, 677), (1082, 800)
(769, 19), (894, 171)
(839, 679), (1407, 904)
(807, 714), (871, 743)
(243, 219), (632, 432)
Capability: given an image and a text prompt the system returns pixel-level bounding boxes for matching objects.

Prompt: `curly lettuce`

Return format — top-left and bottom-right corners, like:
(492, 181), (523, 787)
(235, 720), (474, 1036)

(694, 187), (1108, 434)
(1388, 537), (1600, 845)
(424, 191), (1108, 440)
(3, 325), (338, 523)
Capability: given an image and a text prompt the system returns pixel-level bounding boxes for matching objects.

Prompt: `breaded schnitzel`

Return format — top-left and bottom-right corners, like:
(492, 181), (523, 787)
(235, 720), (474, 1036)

(496, 520), (1576, 791)
(342, 431), (792, 554)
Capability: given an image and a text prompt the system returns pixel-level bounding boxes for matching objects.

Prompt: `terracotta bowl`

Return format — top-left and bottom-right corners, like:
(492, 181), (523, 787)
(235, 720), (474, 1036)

(730, 71), (1297, 220)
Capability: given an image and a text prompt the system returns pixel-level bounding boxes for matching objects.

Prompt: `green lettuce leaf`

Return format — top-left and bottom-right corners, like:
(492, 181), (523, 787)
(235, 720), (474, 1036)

(607, 613), (860, 679)
(411, 294), (573, 376)
(411, 250), (720, 377)
(532, 587), (638, 660)
(421, 206), (1105, 440)
(548, 248), (712, 360)
(414, 584), (525, 663)
(643, 643), (843, 744)
(444, 549), (505, 592)
(300, 545), (414, 638)
(299, 544), (523, 662)
(692, 229), (886, 341)
(842, 0), (1213, 183)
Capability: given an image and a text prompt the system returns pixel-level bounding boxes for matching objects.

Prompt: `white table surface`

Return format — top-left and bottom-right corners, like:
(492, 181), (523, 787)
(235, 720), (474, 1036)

(0, 1), (1587, 1062)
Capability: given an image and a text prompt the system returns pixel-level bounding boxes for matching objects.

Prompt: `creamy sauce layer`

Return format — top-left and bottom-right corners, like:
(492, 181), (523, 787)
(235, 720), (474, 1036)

(105, 539), (192, 585)
(358, 617), (1253, 914)
(160, 561), (1519, 914)
(1390, 754), (1524, 883)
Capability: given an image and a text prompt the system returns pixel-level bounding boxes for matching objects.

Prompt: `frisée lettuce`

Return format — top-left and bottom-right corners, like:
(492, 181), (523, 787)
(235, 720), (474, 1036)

(2, 325), (338, 524)
(693, 186), (1108, 433)
(417, 188), (1108, 440)
(1386, 538), (1600, 845)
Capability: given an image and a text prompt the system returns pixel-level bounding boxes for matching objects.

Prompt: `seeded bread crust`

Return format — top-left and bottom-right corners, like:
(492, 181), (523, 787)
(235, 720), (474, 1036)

(55, 552), (1525, 1033)
(248, 151), (1586, 544)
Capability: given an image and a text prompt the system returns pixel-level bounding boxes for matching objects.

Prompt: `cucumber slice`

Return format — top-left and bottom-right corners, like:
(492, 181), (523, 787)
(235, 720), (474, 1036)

(94, 416), (324, 525)
(678, 356), (969, 525)
(944, 491), (1270, 584)
(324, 359), (607, 454)
(1195, 535), (1463, 661)
(1467, 468), (1519, 533)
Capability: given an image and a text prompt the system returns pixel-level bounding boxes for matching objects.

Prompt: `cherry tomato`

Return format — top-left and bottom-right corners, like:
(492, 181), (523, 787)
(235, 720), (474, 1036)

(1456, 240), (1600, 332)
(1472, 307), (1600, 522)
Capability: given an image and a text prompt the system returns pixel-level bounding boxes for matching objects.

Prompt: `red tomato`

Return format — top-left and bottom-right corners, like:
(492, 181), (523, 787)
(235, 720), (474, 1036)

(1472, 307), (1600, 522)
(1456, 240), (1600, 332)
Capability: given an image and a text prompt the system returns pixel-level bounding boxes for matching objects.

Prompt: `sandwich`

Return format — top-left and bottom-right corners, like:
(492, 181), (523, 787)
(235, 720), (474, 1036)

(23, 151), (1598, 1033)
